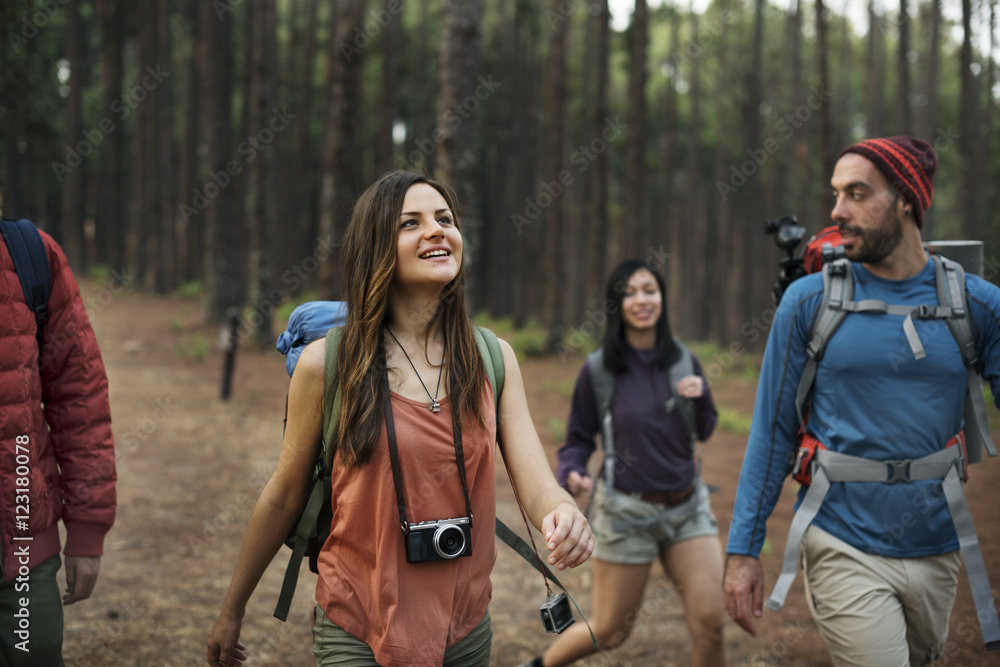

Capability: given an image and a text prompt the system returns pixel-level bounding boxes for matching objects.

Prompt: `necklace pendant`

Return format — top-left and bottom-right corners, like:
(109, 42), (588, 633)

(428, 400), (441, 413)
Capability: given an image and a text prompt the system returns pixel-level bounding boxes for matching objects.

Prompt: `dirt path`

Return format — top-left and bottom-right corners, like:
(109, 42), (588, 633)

(59, 280), (1000, 666)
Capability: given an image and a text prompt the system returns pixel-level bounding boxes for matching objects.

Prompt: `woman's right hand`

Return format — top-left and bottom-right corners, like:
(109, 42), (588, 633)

(207, 612), (248, 667)
(566, 471), (593, 498)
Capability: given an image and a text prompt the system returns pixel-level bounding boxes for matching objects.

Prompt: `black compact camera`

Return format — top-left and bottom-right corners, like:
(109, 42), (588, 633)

(404, 517), (472, 564)
(539, 592), (575, 634)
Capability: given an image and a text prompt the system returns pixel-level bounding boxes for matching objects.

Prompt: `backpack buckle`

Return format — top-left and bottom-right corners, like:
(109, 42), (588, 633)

(911, 304), (939, 319)
(886, 459), (912, 484)
(828, 261), (847, 277)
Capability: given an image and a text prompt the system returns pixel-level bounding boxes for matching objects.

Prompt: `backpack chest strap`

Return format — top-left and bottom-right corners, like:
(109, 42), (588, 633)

(836, 297), (961, 361)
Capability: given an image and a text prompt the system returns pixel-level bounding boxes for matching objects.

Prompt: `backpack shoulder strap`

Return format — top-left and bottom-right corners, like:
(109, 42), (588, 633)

(473, 326), (504, 414)
(0, 218), (52, 349)
(322, 327), (344, 468)
(668, 338), (698, 443)
(933, 255), (997, 462)
(795, 258), (852, 430)
(586, 348), (618, 488)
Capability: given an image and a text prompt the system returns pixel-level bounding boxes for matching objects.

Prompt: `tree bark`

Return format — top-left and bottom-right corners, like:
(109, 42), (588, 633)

(96, 0), (125, 270)
(202, 0), (246, 322)
(318, 0), (367, 300)
(154, 0), (176, 294)
(897, 0), (913, 134)
(959, 0), (982, 240)
(180, 0), (203, 281)
(436, 0), (484, 305)
(61, 0), (86, 270)
(587, 0), (610, 307)
(624, 0), (648, 259)
(921, 0), (942, 236)
(815, 0), (833, 218)
(540, 0), (568, 346)
(248, 0), (279, 345)
(378, 0), (400, 173)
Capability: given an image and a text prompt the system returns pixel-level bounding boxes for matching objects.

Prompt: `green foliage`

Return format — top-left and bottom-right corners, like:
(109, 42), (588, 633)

(472, 313), (549, 360)
(178, 281), (204, 300)
(276, 289), (320, 321)
(87, 264), (111, 282)
(546, 416), (567, 444)
(169, 317), (184, 334)
(718, 407), (753, 436)
(176, 334), (210, 362)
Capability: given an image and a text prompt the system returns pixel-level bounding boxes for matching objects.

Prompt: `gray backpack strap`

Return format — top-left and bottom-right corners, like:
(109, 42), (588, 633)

(666, 338), (697, 444)
(587, 349), (617, 490)
(795, 259), (852, 430)
(933, 255), (997, 462)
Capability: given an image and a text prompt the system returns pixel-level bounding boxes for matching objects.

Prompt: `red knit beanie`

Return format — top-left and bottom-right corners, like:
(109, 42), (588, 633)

(838, 136), (937, 229)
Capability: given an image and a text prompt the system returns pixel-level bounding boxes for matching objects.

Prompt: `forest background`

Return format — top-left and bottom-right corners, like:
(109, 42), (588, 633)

(1, 0), (998, 351)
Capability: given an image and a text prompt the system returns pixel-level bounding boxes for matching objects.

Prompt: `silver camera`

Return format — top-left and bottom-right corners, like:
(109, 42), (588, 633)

(539, 592), (575, 634)
(404, 516), (472, 564)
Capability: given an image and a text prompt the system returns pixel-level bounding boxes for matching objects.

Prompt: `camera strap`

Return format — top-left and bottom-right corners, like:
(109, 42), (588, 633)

(382, 364), (474, 534)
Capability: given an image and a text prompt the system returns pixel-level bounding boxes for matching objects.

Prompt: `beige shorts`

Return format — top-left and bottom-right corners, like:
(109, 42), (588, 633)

(590, 478), (718, 564)
(801, 525), (961, 667)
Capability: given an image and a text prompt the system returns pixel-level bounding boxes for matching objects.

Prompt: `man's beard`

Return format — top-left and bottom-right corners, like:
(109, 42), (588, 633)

(840, 206), (904, 264)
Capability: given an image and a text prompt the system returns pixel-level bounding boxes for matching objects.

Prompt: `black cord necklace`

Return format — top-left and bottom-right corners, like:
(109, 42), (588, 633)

(385, 327), (444, 412)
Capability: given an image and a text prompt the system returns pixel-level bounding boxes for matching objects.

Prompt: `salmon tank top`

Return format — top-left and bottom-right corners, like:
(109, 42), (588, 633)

(315, 382), (497, 666)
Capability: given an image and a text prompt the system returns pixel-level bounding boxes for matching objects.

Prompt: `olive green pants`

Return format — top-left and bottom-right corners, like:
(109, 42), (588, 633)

(312, 605), (492, 666)
(0, 555), (64, 667)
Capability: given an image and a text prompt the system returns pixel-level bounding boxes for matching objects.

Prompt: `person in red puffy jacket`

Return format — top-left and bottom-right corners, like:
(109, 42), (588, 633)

(0, 200), (116, 667)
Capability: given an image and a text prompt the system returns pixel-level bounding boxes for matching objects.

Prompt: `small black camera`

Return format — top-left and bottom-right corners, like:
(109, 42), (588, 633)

(539, 592), (575, 634)
(766, 214), (809, 305)
(404, 517), (472, 564)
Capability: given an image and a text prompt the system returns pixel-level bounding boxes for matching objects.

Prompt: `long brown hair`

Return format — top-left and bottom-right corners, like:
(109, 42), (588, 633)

(334, 171), (487, 466)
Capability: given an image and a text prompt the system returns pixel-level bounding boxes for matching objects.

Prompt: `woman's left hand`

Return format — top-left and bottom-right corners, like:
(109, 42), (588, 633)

(541, 502), (595, 570)
(676, 374), (706, 399)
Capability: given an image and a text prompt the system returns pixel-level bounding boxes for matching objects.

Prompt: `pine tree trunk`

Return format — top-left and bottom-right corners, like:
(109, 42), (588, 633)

(624, 0), (648, 259)
(180, 0), (203, 281)
(541, 0), (568, 346)
(959, 0), (982, 240)
(154, 0), (176, 294)
(587, 0), (610, 306)
(96, 0), (125, 270)
(897, 0), (913, 134)
(202, 0), (246, 322)
(378, 0), (400, 173)
(436, 0), (484, 305)
(61, 0), (86, 270)
(318, 0), (367, 300)
(922, 0), (942, 236)
(815, 0), (833, 218)
(249, 0), (279, 346)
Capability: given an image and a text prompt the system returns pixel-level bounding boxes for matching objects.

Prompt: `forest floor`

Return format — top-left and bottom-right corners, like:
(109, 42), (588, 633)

(58, 277), (1000, 666)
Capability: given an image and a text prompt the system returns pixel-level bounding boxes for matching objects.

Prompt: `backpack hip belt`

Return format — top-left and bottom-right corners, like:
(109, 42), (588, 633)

(768, 444), (1000, 651)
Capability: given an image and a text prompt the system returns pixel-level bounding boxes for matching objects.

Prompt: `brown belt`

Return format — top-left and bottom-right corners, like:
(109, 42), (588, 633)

(620, 484), (695, 507)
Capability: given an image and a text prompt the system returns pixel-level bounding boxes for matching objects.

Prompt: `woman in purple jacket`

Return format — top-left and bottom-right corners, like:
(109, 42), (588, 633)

(522, 260), (726, 667)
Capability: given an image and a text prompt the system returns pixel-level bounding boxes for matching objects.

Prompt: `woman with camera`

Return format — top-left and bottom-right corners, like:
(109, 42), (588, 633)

(206, 171), (594, 667)
(521, 260), (725, 667)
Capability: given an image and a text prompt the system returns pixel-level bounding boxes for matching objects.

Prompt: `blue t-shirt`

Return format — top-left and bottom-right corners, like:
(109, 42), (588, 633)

(727, 255), (1000, 558)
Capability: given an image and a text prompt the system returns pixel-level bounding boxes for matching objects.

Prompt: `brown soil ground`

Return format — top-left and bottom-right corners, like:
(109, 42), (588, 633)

(59, 279), (1000, 666)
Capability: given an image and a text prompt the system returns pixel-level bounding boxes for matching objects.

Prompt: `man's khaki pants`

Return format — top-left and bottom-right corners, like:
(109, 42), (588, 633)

(801, 525), (960, 667)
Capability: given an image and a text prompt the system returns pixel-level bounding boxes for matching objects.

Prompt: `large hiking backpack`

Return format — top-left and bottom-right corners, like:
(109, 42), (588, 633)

(586, 338), (698, 491)
(795, 252), (996, 464)
(0, 218), (52, 349)
(272, 302), (576, 622)
(770, 247), (1000, 650)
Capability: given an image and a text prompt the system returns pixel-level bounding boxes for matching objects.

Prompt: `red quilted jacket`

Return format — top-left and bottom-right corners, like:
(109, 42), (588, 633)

(0, 226), (115, 580)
